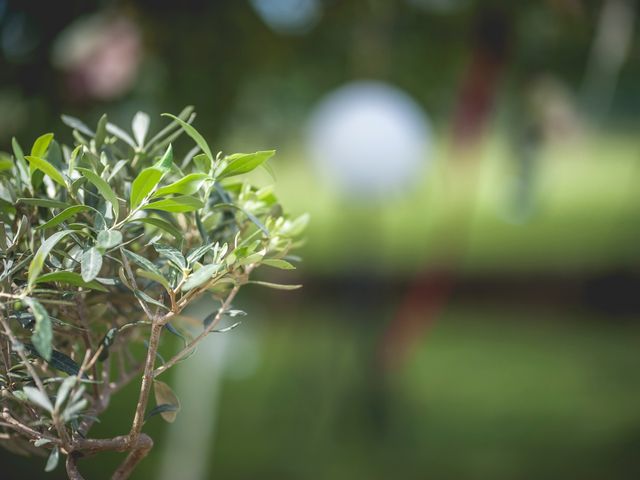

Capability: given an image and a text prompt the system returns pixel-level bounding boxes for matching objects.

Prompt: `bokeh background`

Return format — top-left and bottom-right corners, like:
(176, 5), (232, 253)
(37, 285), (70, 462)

(2, 0), (640, 478)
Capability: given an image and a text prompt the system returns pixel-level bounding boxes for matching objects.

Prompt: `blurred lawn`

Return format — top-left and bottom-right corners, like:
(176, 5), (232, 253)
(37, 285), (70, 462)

(4, 301), (640, 479)
(185, 303), (640, 479)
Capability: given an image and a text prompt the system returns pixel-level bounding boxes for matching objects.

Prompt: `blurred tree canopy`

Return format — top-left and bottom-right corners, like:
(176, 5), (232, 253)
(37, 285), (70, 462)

(1, 0), (638, 149)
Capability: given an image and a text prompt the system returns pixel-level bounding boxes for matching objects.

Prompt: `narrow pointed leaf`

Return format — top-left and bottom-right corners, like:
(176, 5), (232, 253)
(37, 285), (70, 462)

(34, 271), (108, 292)
(152, 173), (209, 197)
(161, 113), (213, 161)
(143, 196), (203, 213)
(81, 247), (103, 282)
(154, 144), (174, 172)
(30, 133), (54, 158)
(23, 385), (53, 413)
(130, 167), (163, 209)
(97, 230), (122, 250)
(122, 249), (163, 277)
(247, 281), (302, 290)
(181, 264), (220, 291)
(132, 111), (150, 147)
(44, 446), (59, 472)
(76, 168), (119, 221)
(18, 198), (68, 209)
(61, 115), (94, 137)
(95, 114), (108, 147)
(24, 298), (52, 361)
(152, 380), (181, 422)
(261, 258), (296, 270)
(153, 243), (186, 269)
(219, 150), (275, 178)
(106, 122), (136, 147)
(28, 230), (74, 289)
(25, 156), (66, 187)
(37, 205), (89, 230)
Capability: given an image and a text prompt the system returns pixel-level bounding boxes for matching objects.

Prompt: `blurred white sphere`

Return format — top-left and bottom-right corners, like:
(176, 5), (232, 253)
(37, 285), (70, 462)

(306, 81), (432, 199)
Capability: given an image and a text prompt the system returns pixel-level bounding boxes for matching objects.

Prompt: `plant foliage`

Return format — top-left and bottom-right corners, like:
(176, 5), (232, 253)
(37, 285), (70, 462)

(0, 108), (307, 478)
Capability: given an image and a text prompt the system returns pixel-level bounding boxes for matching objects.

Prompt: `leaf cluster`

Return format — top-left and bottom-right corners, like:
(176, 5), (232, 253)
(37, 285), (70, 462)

(0, 108), (306, 474)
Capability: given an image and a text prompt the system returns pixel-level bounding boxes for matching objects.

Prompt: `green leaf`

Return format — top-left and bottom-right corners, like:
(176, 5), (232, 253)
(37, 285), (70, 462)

(219, 150), (275, 178)
(181, 264), (220, 291)
(25, 344), (82, 376)
(18, 198), (69, 209)
(155, 144), (174, 172)
(152, 173), (209, 198)
(24, 298), (53, 361)
(186, 243), (214, 265)
(37, 205), (89, 230)
(28, 230), (74, 289)
(136, 269), (171, 291)
(130, 217), (181, 239)
(192, 153), (211, 173)
(76, 168), (119, 221)
(30, 133), (54, 158)
(122, 249), (163, 278)
(81, 247), (103, 282)
(106, 122), (136, 148)
(161, 113), (214, 162)
(247, 281), (302, 290)
(12, 137), (30, 186)
(164, 322), (187, 346)
(143, 196), (203, 213)
(24, 156), (66, 187)
(23, 385), (53, 413)
(152, 380), (181, 423)
(132, 111), (150, 147)
(145, 404), (179, 423)
(130, 167), (163, 209)
(34, 271), (108, 292)
(97, 230), (123, 250)
(261, 258), (296, 270)
(55, 376), (77, 411)
(98, 327), (117, 361)
(147, 105), (194, 147)
(45, 446), (59, 472)
(61, 398), (87, 422)
(134, 290), (169, 311)
(153, 243), (186, 269)
(95, 114), (108, 148)
(61, 115), (95, 137)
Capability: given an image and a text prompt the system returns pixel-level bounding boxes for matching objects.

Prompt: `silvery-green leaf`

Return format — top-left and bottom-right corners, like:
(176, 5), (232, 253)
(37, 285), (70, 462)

(97, 230), (123, 251)
(44, 446), (59, 472)
(132, 111), (150, 147)
(24, 298), (52, 361)
(23, 386), (53, 413)
(81, 247), (103, 282)
(181, 264), (220, 291)
(55, 376), (76, 412)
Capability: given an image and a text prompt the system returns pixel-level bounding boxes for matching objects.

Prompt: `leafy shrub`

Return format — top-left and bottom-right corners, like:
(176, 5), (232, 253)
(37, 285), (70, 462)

(0, 108), (307, 479)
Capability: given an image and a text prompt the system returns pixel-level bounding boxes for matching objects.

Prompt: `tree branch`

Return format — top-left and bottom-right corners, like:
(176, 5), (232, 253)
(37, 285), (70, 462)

(154, 281), (242, 378)
(127, 321), (162, 444)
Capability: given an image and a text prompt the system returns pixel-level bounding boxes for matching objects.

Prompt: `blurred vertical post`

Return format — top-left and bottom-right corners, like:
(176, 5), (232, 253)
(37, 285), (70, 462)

(158, 333), (229, 480)
(380, 6), (512, 370)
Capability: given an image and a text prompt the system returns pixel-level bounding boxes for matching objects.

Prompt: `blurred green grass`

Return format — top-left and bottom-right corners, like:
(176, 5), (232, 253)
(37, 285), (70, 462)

(268, 132), (640, 274)
(4, 303), (639, 479)
(197, 303), (640, 479)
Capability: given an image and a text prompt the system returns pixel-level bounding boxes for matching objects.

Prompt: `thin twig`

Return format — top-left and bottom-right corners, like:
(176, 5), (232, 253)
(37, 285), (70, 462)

(154, 280), (242, 378)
